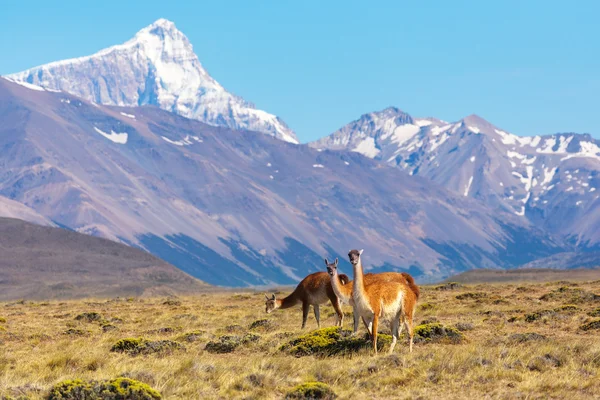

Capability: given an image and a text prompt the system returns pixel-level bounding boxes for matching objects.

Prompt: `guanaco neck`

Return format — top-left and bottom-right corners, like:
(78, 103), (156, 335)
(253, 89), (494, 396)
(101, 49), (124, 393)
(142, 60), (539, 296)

(277, 290), (301, 309)
(352, 259), (370, 308)
(330, 272), (352, 303)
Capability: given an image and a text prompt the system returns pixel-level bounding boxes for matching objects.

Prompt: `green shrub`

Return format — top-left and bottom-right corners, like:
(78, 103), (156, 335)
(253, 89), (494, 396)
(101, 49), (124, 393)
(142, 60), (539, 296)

(0, 317), (6, 323)
(74, 312), (103, 322)
(285, 382), (337, 399)
(580, 319), (600, 331)
(414, 323), (464, 344)
(110, 338), (185, 356)
(47, 377), (161, 399)
(280, 327), (392, 357)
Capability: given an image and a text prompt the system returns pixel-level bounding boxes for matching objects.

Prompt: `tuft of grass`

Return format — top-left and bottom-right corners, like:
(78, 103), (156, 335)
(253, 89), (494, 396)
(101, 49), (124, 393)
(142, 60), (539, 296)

(47, 377), (161, 399)
(285, 382), (337, 399)
(0, 317), (6, 323)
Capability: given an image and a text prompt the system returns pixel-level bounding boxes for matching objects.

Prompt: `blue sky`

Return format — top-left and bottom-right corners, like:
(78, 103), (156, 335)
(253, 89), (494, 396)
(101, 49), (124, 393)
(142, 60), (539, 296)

(1, 0), (598, 142)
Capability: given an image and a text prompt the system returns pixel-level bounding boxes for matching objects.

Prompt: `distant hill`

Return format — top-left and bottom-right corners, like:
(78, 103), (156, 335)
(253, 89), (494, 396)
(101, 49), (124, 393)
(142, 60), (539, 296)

(0, 218), (208, 300)
(445, 267), (600, 284)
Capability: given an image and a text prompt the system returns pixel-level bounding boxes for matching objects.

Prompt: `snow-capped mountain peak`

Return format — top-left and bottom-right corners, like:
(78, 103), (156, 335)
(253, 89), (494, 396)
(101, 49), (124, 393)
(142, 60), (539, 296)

(7, 19), (299, 144)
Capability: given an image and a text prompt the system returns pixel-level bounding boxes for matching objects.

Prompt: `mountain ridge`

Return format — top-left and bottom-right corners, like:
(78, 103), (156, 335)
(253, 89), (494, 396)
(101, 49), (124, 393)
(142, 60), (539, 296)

(7, 19), (298, 144)
(311, 107), (600, 247)
(0, 77), (568, 286)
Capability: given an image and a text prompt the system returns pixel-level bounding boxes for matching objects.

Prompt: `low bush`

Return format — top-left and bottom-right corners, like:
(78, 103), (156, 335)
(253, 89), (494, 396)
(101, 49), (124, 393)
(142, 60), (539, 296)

(110, 338), (185, 356)
(205, 334), (260, 354)
(47, 378), (161, 399)
(507, 333), (547, 343)
(74, 312), (103, 323)
(249, 319), (277, 331)
(280, 327), (392, 357)
(579, 319), (600, 331)
(456, 292), (487, 300)
(413, 323), (464, 344)
(285, 382), (337, 399)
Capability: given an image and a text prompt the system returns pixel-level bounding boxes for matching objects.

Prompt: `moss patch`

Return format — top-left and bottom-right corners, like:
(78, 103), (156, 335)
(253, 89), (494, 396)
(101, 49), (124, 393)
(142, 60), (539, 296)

(280, 327), (392, 357)
(285, 381), (337, 399)
(47, 377), (161, 399)
(110, 338), (185, 356)
(413, 323), (464, 344)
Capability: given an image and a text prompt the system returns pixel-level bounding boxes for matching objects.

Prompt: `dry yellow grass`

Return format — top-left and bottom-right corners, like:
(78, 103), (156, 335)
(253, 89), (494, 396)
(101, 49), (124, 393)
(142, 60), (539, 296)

(1, 280), (600, 399)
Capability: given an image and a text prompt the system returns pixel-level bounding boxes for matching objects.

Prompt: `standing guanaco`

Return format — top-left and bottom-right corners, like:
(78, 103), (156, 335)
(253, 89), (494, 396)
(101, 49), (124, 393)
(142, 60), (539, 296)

(265, 271), (349, 329)
(325, 257), (419, 337)
(348, 249), (417, 354)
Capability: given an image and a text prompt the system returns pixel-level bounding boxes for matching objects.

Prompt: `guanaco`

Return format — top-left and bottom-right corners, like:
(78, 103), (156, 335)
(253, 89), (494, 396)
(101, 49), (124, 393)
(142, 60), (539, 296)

(325, 257), (419, 336)
(265, 271), (349, 329)
(348, 249), (417, 354)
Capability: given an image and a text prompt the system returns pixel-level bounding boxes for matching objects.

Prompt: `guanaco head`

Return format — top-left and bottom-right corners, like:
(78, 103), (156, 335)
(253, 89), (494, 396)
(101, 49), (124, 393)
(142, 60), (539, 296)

(348, 249), (364, 266)
(324, 257), (339, 277)
(264, 294), (278, 313)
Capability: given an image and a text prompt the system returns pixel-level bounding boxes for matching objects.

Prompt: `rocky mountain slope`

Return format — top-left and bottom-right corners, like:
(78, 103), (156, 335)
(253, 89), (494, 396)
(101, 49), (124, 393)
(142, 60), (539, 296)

(0, 78), (566, 285)
(311, 107), (600, 247)
(0, 217), (207, 301)
(7, 19), (298, 144)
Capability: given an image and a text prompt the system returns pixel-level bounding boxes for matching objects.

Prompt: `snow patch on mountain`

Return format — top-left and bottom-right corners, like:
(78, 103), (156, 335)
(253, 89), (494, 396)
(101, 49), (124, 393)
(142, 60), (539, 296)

(8, 19), (298, 144)
(93, 127), (128, 144)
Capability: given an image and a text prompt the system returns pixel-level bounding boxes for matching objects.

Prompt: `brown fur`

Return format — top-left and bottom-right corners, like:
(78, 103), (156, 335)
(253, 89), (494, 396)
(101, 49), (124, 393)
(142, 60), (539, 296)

(265, 271), (348, 329)
(348, 249), (418, 354)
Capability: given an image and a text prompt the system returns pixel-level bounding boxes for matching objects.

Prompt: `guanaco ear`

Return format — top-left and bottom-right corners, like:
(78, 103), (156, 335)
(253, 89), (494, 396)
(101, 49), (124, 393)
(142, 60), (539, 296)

(324, 258), (329, 266)
(264, 293), (270, 300)
(359, 249), (364, 256)
(271, 294), (276, 300)
(334, 258), (338, 266)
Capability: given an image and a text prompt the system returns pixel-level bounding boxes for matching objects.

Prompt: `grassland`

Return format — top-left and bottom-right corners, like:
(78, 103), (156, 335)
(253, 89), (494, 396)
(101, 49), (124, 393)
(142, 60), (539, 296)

(1, 280), (600, 399)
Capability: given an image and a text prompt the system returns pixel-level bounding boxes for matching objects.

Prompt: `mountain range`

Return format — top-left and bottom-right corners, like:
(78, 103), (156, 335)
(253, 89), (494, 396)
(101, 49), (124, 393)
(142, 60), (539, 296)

(311, 108), (600, 247)
(1, 19), (598, 287)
